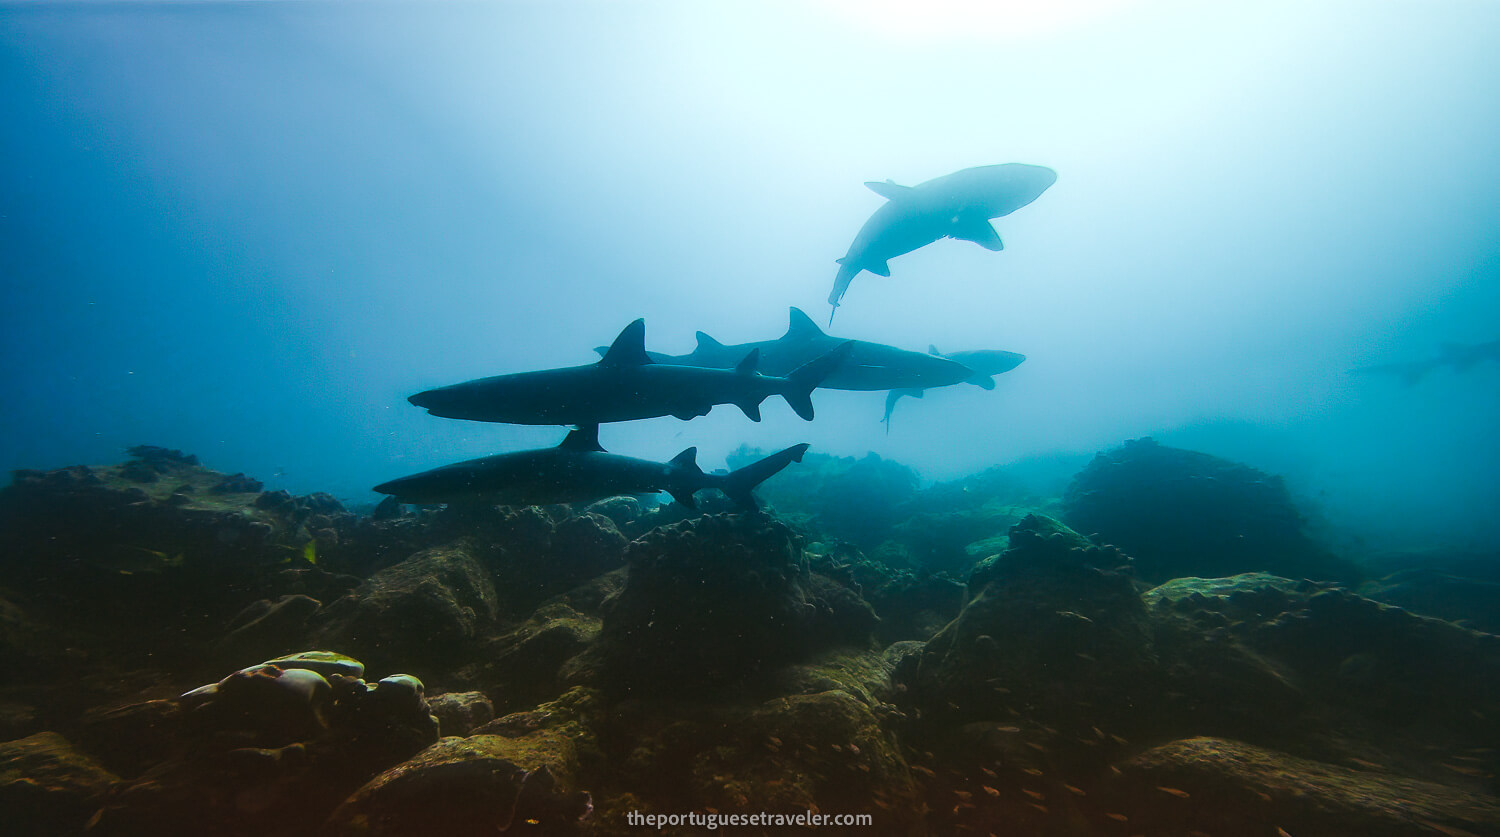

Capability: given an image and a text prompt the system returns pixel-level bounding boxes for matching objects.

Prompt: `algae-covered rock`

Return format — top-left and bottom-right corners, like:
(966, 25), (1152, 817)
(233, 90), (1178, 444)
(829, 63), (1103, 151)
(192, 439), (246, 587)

(907, 514), (1157, 743)
(1106, 736), (1500, 836)
(483, 602), (601, 715)
(328, 728), (593, 835)
(0, 732), (119, 835)
(1062, 437), (1359, 583)
(581, 514), (876, 698)
(427, 692), (494, 738)
(313, 541), (499, 677)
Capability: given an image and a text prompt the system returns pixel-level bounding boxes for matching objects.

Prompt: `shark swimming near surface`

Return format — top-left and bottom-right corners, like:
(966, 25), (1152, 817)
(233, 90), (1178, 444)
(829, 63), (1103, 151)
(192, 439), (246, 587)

(828, 163), (1057, 321)
(374, 424), (810, 509)
(409, 318), (853, 425)
(598, 307), (974, 392)
(882, 345), (1026, 429)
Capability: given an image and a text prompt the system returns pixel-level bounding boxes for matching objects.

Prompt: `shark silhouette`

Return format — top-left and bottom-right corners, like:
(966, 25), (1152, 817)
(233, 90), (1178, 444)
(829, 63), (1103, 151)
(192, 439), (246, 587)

(599, 308), (973, 392)
(410, 319), (852, 425)
(828, 163), (1057, 321)
(374, 424), (809, 509)
(1349, 338), (1500, 386)
(882, 345), (1026, 429)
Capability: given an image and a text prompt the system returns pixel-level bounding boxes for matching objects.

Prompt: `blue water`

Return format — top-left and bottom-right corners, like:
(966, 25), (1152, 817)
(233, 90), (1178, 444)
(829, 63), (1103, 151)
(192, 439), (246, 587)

(3, 1), (1498, 551)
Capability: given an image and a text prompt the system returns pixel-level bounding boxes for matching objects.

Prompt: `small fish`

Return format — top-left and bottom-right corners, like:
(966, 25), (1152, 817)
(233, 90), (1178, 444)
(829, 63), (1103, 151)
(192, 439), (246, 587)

(1276, 827), (1293, 837)
(302, 539), (318, 565)
(1023, 768), (1044, 777)
(1157, 786), (1191, 798)
(1022, 789), (1046, 801)
(1064, 784), (1086, 796)
(1028, 803), (1049, 814)
(1025, 742), (1048, 753)
(981, 785), (999, 797)
(1105, 813), (1129, 822)
(981, 767), (997, 778)
(994, 725), (1022, 733)
(848, 743), (860, 756)
(913, 765), (937, 778)
(1444, 763), (1489, 777)
(954, 790), (972, 801)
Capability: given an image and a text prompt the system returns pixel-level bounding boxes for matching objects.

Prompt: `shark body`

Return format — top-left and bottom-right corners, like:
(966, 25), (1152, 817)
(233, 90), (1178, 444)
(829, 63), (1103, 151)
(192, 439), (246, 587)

(374, 425), (809, 509)
(882, 345), (1026, 428)
(409, 319), (851, 425)
(603, 308), (973, 392)
(829, 163), (1057, 319)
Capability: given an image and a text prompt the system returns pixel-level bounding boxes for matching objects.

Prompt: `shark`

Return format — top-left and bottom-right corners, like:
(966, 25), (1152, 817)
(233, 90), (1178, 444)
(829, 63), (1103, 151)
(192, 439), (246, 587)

(882, 345), (1027, 429)
(828, 163), (1057, 321)
(599, 307), (974, 392)
(374, 424), (809, 509)
(409, 318), (853, 425)
(1349, 338), (1500, 386)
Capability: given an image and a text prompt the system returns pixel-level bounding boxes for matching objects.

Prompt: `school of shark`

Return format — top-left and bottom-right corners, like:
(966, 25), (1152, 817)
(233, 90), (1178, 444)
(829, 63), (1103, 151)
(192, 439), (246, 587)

(376, 163), (1058, 509)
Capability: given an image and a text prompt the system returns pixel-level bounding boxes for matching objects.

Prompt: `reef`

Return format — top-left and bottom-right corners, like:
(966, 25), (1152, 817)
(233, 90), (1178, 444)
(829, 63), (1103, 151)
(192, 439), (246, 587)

(0, 444), (1496, 835)
(1062, 437), (1364, 584)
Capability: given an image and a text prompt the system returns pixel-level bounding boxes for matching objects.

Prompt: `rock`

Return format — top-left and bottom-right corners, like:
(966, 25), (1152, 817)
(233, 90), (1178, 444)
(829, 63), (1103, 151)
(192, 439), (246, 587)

(907, 514), (1158, 744)
(578, 514), (877, 698)
(485, 603), (600, 715)
(0, 732), (119, 835)
(213, 595), (324, 667)
(76, 699), (183, 779)
(1359, 568), (1500, 634)
(1107, 736), (1500, 836)
(1062, 437), (1360, 583)
(328, 728), (593, 835)
(427, 692), (494, 737)
(313, 542), (499, 677)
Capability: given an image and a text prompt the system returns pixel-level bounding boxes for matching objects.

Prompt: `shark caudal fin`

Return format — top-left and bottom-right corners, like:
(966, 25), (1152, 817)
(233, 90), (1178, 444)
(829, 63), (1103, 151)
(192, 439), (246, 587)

(782, 341), (854, 420)
(719, 443), (811, 509)
(664, 447), (703, 508)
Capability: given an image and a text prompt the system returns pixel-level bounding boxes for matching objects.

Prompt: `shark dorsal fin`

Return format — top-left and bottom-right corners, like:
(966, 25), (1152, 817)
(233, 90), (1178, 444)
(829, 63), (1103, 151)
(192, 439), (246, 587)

(695, 331), (725, 350)
(558, 424), (605, 453)
(734, 348), (760, 374)
(865, 179), (914, 200)
(786, 307), (825, 339)
(928, 344), (942, 356)
(667, 447), (699, 470)
(598, 319), (651, 367)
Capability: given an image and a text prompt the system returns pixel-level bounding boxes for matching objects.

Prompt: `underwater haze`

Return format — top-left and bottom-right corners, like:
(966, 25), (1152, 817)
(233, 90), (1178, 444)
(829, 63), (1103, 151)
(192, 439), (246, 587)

(3, 0), (1499, 552)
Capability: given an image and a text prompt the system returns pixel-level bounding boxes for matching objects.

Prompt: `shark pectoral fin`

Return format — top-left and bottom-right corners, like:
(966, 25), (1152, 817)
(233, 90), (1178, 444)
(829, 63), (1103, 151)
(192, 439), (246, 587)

(736, 400), (763, 422)
(974, 376), (997, 390)
(864, 179), (915, 200)
(869, 260), (891, 277)
(951, 218), (1004, 251)
(667, 489), (698, 509)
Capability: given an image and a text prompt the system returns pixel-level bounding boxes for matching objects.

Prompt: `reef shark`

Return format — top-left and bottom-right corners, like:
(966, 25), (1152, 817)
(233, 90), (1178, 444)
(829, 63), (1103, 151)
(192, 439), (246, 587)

(828, 163), (1057, 321)
(374, 424), (809, 509)
(1349, 338), (1500, 386)
(599, 307), (974, 392)
(882, 345), (1027, 429)
(409, 319), (853, 425)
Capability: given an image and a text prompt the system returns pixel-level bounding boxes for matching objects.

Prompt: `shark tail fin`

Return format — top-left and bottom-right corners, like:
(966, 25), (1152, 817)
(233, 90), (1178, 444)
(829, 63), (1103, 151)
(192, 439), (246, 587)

(719, 443), (811, 509)
(783, 341), (854, 420)
(665, 447), (702, 508)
